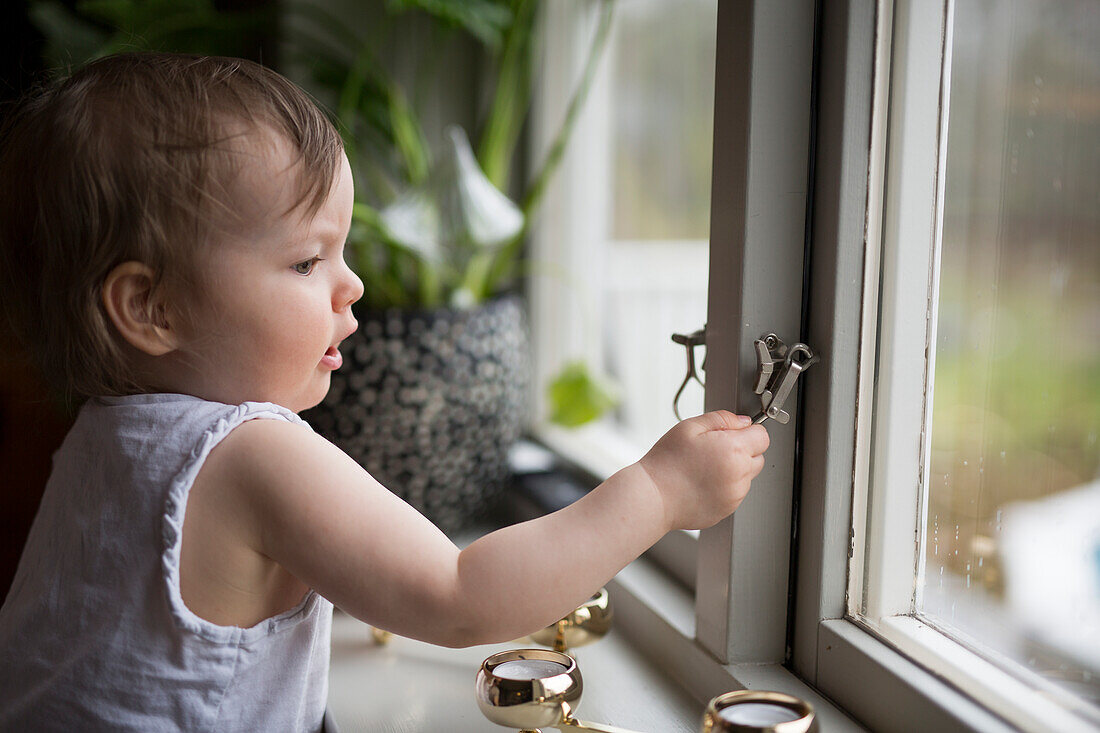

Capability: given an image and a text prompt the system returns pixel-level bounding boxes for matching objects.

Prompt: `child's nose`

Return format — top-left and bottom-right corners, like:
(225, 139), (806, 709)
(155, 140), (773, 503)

(335, 260), (364, 310)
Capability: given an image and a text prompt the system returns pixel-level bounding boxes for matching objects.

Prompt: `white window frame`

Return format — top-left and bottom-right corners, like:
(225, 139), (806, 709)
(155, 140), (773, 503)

(840, 1), (1098, 730)
(527, 0), (1089, 730)
(793, 0), (1022, 728)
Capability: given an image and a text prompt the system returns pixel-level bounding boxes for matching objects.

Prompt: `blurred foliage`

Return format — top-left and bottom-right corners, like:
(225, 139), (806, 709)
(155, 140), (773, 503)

(29, 0), (615, 311)
(30, 0), (274, 67)
(927, 275), (1099, 599)
(547, 361), (620, 428)
(30, 0), (620, 428)
(292, 0), (615, 310)
(918, 0), (1100, 607)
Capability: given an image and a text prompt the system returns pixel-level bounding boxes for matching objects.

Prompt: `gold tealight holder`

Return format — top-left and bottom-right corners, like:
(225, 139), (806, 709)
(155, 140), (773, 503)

(701, 690), (816, 733)
(528, 588), (613, 653)
(476, 649), (636, 733)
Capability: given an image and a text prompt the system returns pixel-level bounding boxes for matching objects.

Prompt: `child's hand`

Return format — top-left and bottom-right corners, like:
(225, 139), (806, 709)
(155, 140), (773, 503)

(637, 411), (770, 531)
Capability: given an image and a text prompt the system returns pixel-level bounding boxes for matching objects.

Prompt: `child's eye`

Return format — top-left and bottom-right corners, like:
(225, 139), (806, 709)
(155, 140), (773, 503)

(292, 257), (321, 275)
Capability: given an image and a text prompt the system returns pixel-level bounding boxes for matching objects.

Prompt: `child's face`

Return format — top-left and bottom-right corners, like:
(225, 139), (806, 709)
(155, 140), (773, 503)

(171, 133), (363, 412)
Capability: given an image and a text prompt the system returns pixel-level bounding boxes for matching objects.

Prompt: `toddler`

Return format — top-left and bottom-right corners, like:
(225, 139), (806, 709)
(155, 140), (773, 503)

(0, 53), (769, 732)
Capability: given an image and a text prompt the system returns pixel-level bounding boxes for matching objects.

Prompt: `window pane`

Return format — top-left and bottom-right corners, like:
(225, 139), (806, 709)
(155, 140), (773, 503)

(609, 0), (716, 240)
(598, 0), (716, 451)
(922, 0), (1100, 704)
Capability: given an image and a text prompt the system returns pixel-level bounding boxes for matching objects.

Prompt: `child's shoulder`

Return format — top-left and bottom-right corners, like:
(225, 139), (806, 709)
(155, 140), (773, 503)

(200, 412), (355, 500)
(176, 410), (335, 628)
(217, 409), (334, 463)
(185, 405), (384, 615)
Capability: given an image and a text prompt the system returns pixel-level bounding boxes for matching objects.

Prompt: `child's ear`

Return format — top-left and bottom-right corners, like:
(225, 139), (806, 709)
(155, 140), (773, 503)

(101, 261), (179, 356)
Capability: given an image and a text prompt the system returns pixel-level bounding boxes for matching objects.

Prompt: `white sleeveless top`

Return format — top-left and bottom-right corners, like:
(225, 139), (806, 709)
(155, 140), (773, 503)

(0, 393), (334, 732)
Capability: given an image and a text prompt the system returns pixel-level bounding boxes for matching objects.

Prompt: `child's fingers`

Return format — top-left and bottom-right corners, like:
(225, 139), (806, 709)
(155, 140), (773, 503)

(748, 453), (766, 479)
(695, 410), (753, 432)
(738, 424), (771, 456)
(693, 411), (770, 454)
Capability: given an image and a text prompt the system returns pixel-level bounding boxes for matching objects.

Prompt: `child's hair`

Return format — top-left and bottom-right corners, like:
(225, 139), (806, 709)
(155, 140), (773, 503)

(0, 52), (344, 402)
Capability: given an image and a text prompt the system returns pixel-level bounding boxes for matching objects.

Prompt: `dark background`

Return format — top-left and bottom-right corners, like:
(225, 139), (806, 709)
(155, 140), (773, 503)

(1, 1), (62, 606)
(0, 0), (277, 602)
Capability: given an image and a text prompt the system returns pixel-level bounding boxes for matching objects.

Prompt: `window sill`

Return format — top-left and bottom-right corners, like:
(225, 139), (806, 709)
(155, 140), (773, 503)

(503, 456), (864, 730)
(325, 557), (862, 732)
(325, 514), (703, 731)
(607, 557), (865, 732)
(531, 421), (646, 483)
(841, 614), (1091, 733)
(326, 599), (702, 731)
(817, 618), (1017, 732)
(516, 432), (700, 592)
(328, 445), (866, 731)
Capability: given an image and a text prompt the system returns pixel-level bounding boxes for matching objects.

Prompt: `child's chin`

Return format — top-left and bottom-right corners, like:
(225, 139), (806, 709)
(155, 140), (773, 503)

(297, 381), (331, 412)
(300, 398), (324, 413)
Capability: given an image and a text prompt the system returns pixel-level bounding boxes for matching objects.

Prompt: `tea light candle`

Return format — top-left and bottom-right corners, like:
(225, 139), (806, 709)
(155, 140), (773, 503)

(493, 659), (570, 681)
(718, 702), (803, 726)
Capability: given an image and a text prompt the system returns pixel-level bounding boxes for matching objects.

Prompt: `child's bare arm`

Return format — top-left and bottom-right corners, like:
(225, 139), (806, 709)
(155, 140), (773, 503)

(214, 411), (768, 647)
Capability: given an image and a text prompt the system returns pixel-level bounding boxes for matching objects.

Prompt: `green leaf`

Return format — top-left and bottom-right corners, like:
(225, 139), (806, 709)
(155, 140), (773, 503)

(477, 0), (536, 189)
(30, 0), (606, 313)
(284, 0), (366, 57)
(457, 250), (495, 302)
(386, 0), (513, 49)
(388, 88), (430, 185)
(521, 0), (614, 217)
(547, 362), (620, 428)
(484, 0), (614, 298)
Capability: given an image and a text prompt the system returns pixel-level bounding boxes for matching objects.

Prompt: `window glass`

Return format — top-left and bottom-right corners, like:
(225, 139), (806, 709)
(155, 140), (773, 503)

(601, 0), (716, 450)
(922, 0), (1099, 702)
(609, 0), (716, 240)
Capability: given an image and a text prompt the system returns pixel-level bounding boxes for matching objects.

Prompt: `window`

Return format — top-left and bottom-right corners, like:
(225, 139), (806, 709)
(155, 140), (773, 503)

(529, 0), (716, 472)
(847, 0), (1099, 728)
(533, 0), (824, 686)
(924, 1), (1099, 689)
(527, 0), (1099, 729)
(528, 1), (717, 594)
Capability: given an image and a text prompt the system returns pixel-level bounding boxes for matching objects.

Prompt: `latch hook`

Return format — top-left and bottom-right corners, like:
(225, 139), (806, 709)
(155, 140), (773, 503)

(671, 326), (706, 421)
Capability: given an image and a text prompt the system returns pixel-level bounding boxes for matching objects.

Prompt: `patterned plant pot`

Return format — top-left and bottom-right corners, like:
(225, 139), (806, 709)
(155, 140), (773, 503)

(303, 295), (529, 534)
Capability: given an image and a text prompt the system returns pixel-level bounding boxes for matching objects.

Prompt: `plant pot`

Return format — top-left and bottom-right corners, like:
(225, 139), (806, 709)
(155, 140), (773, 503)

(303, 295), (529, 534)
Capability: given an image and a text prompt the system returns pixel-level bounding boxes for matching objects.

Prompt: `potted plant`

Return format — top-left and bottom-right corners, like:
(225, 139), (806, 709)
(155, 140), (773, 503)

(29, 0), (617, 533)
(289, 0), (615, 533)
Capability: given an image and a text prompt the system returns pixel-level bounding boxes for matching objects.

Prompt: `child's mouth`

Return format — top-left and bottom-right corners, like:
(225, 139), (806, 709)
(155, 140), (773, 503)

(320, 345), (343, 370)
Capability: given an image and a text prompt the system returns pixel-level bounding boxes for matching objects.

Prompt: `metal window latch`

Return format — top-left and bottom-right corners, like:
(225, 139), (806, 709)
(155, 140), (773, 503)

(671, 326), (706, 421)
(671, 328), (818, 425)
(751, 333), (818, 425)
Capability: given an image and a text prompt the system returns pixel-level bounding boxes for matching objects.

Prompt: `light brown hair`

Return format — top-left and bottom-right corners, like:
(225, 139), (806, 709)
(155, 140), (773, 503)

(0, 52), (344, 402)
